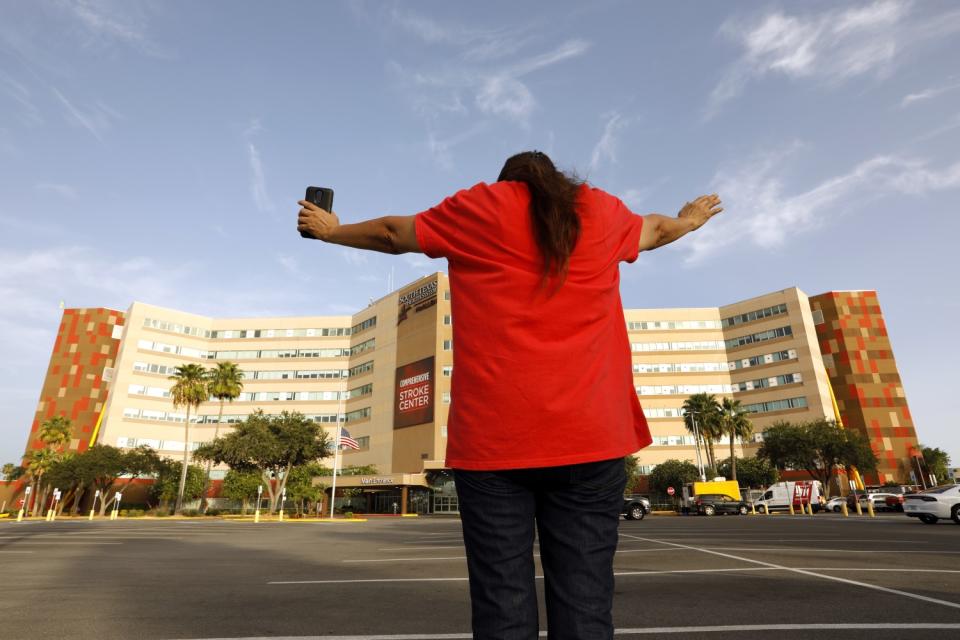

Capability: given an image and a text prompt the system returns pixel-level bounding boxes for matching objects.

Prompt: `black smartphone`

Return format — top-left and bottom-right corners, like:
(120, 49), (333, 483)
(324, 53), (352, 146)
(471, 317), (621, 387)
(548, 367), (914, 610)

(305, 186), (334, 211)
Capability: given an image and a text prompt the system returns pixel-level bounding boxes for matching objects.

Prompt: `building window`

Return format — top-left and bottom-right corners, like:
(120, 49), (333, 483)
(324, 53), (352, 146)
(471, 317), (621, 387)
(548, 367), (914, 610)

(627, 320), (721, 331)
(441, 425), (447, 437)
(345, 407), (372, 423)
(721, 303), (788, 328)
(348, 383), (373, 399)
(349, 361), (374, 377)
(443, 315), (451, 325)
(812, 309), (825, 325)
(444, 290), (451, 301)
(442, 366), (453, 377)
(442, 392), (451, 404)
(350, 339), (376, 356)
(443, 340), (452, 351)
(742, 396), (808, 414)
(724, 325), (793, 350)
(355, 436), (370, 449)
(351, 316), (377, 334)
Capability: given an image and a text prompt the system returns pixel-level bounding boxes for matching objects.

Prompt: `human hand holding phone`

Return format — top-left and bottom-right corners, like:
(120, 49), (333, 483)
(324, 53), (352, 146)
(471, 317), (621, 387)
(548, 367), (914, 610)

(298, 186), (338, 240)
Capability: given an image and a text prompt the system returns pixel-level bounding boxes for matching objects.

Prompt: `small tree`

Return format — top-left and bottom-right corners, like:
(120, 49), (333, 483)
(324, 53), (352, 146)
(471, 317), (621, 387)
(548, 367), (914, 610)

(194, 410), (333, 513)
(221, 469), (262, 515)
(285, 463), (325, 516)
(920, 445), (951, 485)
(624, 455), (642, 493)
(152, 461), (205, 510)
(85, 445), (161, 515)
(3, 462), (25, 481)
(758, 419), (878, 496)
(648, 459), (699, 503)
(717, 456), (778, 488)
(682, 393), (722, 471)
(28, 416), (73, 515)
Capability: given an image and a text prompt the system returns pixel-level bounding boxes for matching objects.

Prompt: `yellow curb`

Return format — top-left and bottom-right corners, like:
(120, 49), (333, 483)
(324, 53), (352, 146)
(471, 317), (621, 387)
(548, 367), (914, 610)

(401, 514), (419, 517)
(651, 511), (678, 516)
(230, 517), (368, 523)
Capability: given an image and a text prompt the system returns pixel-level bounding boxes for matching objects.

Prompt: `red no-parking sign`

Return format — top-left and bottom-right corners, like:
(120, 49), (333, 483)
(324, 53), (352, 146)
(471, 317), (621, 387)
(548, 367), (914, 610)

(667, 486), (675, 496)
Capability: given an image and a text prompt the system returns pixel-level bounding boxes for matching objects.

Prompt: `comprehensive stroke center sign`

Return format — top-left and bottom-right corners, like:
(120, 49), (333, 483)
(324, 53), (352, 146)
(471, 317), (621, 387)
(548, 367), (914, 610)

(394, 356), (435, 429)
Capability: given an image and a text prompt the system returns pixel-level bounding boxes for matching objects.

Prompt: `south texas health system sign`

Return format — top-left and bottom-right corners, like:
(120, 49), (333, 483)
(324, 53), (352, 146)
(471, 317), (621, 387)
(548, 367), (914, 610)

(394, 356), (435, 429)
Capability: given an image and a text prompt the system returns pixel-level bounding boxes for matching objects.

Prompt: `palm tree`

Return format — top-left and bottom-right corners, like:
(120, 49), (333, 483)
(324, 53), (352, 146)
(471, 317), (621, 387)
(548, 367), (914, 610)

(28, 416), (73, 515)
(26, 449), (57, 516)
(719, 397), (753, 482)
(169, 363), (209, 513)
(682, 393), (722, 471)
(201, 362), (244, 511)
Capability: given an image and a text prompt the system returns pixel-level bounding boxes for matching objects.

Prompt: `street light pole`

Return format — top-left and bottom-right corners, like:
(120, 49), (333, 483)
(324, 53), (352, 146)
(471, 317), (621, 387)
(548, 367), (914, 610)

(686, 410), (707, 482)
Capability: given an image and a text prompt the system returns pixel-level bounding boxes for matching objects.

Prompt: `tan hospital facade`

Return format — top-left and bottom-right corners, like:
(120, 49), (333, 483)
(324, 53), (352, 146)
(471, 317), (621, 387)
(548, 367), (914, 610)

(15, 272), (923, 514)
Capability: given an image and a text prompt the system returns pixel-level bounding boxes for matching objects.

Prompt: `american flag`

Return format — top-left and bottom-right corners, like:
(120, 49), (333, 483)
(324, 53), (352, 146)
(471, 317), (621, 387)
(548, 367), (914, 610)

(338, 427), (360, 450)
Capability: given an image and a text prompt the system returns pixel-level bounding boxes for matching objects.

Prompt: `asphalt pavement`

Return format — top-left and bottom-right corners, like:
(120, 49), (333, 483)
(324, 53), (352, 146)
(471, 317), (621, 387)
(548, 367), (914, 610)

(1, 512), (959, 639)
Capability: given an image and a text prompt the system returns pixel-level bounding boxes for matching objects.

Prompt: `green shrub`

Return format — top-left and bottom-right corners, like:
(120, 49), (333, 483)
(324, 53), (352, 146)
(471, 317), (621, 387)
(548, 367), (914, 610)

(151, 509), (170, 517)
(182, 509), (201, 517)
(344, 511), (354, 519)
(205, 508), (221, 517)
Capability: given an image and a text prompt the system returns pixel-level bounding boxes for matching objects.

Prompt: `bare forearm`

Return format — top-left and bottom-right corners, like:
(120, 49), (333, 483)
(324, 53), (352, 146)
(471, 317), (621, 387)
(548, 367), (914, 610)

(325, 217), (405, 254)
(648, 214), (698, 249)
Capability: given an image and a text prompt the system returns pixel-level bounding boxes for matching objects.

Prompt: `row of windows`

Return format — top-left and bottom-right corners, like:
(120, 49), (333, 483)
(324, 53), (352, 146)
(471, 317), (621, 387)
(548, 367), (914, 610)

(731, 349), (797, 370)
(721, 303), (788, 328)
(117, 436), (200, 451)
(349, 384), (373, 398)
(742, 396), (808, 414)
(128, 385), (347, 402)
(349, 361), (374, 377)
(351, 317), (377, 334)
(652, 435), (699, 446)
(211, 327), (350, 339)
(733, 373), (802, 392)
(134, 361), (347, 380)
(633, 362), (728, 374)
(725, 325), (793, 350)
(142, 318), (211, 338)
(345, 407), (372, 423)
(632, 341), (725, 352)
(144, 317), (352, 339)
(636, 384), (734, 396)
(628, 320), (721, 331)
(643, 407), (686, 419)
(122, 407), (344, 424)
(351, 338), (376, 356)
(137, 340), (350, 360)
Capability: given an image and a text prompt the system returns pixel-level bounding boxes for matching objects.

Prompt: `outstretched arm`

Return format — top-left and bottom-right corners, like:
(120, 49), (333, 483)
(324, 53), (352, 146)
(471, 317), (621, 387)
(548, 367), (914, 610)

(296, 200), (422, 254)
(637, 194), (723, 252)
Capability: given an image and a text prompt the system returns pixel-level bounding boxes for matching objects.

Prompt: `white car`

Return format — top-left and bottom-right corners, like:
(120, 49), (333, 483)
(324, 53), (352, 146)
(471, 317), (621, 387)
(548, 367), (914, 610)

(859, 493), (897, 512)
(903, 485), (960, 525)
(824, 496), (847, 513)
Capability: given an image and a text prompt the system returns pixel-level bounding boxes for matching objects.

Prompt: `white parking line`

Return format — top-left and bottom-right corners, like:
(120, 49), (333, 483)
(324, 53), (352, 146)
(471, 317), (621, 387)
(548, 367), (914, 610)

(269, 566), (960, 586)
(623, 534), (960, 611)
(187, 622), (960, 639)
(709, 547), (960, 554)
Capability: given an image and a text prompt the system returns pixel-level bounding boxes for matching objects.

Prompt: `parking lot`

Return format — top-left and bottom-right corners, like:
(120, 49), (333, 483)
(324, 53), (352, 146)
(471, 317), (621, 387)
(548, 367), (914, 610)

(1, 513), (959, 639)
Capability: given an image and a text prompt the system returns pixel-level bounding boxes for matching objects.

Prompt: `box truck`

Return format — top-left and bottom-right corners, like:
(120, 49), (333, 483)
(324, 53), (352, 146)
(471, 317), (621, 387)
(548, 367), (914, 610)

(754, 480), (823, 513)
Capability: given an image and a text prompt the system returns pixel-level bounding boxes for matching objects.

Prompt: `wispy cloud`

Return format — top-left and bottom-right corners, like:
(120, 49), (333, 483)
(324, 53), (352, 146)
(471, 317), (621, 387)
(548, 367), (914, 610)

(60, 0), (168, 57)
(0, 72), (42, 126)
(588, 112), (632, 174)
(35, 182), (78, 199)
(340, 248), (370, 267)
(276, 254), (310, 280)
(386, 7), (589, 127)
(685, 146), (960, 263)
(247, 143), (273, 213)
(51, 87), (120, 140)
(901, 78), (960, 107)
(426, 121), (489, 170)
(707, 1), (910, 118)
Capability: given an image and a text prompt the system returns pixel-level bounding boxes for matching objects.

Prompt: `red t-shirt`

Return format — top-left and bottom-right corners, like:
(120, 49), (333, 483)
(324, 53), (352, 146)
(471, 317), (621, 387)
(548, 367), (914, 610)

(415, 181), (651, 470)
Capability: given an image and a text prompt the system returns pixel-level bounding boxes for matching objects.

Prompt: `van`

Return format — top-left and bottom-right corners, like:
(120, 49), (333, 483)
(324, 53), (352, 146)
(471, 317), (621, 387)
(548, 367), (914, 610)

(754, 481), (823, 513)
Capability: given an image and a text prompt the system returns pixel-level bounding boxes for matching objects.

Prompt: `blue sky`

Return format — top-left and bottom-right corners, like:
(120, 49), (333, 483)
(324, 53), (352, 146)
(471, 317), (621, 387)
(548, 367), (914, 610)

(1, 1), (958, 469)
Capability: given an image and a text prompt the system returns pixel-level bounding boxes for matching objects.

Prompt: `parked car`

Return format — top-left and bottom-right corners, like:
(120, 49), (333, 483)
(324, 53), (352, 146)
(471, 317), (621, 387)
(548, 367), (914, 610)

(695, 494), (750, 516)
(622, 495), (651, 521)
(903, 485), (960, 525)
(859, 493), (897, 512)
(824, 496), (847, 513)
(885, 494), (909, 512)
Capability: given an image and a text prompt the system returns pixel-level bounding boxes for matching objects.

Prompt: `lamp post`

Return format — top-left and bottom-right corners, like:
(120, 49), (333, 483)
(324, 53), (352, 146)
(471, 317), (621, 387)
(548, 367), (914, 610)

(684, 409), (707, 482)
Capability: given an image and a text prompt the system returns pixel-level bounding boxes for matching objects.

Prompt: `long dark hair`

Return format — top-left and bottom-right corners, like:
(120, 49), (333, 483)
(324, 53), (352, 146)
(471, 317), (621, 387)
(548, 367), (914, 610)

(497, 151), (582, 288)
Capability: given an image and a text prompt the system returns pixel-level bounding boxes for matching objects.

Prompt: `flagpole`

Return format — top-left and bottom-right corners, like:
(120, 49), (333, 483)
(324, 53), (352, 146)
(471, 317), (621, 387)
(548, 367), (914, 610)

(329, 374), (347, 519)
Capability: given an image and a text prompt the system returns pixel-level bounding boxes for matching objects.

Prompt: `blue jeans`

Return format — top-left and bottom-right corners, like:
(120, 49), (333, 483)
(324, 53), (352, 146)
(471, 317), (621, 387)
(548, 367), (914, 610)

(453, 457), (626, 640)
